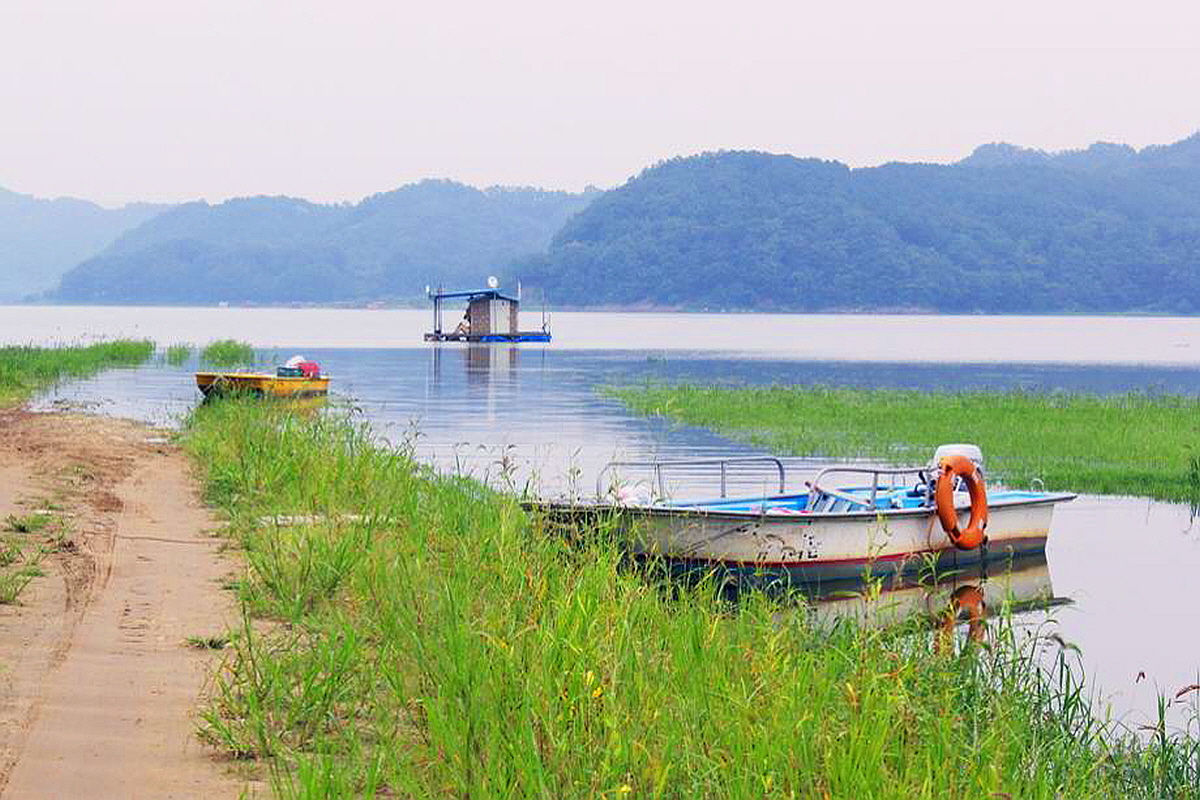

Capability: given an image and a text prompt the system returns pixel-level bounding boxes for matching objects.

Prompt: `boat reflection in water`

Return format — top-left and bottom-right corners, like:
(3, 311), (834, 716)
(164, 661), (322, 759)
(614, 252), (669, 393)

(797, 551), (1068, 644)
(428, 344), (528, 388)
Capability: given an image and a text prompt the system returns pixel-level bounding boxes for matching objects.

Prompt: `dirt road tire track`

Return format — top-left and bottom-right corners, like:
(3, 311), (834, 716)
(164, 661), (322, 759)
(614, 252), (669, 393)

(0, 411), (247, 798)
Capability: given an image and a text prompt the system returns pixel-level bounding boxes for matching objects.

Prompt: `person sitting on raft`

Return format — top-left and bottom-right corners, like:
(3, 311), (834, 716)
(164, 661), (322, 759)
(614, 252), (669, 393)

(452, 310), (471, 337)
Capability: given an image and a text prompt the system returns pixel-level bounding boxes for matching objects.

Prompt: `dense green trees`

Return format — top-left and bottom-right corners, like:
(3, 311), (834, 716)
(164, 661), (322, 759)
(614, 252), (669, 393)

(53, 181), (595, 304)
(44, 133), (1200, 311)
(521, 134), (1200, 312)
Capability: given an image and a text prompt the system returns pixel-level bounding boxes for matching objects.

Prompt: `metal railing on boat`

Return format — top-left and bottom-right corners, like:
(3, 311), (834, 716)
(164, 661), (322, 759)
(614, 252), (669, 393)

(596, 456), (786, 500)
(806, 465), (931, 509)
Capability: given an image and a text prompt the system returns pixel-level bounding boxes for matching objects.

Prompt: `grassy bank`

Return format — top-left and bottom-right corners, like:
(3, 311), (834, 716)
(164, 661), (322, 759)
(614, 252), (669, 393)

(607, 386), (1200, 503)
(182, 399), (1197, 797)
(0, 340), (155, 407)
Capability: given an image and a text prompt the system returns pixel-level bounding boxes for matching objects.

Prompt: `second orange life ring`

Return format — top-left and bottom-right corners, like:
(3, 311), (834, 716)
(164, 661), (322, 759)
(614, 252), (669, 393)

(936, 585), (987, 652)
(934, 454), (988, 550)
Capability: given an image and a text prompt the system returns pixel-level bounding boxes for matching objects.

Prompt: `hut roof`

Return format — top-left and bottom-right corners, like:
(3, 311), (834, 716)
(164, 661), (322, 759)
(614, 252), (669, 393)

(428, 288), (518, 303)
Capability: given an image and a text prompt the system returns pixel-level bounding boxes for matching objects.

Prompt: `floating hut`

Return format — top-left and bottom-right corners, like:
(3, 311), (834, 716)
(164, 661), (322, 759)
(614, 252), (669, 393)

(424, 278), (551, 343)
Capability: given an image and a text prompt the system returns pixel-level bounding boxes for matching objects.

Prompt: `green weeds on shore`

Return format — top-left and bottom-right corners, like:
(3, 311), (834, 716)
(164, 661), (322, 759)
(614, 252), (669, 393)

(182, 399), (1198, 797)
(0, 511), (68, 604)
(608, 386), (1200, 503)
(0, 340), (154, 407)
(200, 339), (255, 367)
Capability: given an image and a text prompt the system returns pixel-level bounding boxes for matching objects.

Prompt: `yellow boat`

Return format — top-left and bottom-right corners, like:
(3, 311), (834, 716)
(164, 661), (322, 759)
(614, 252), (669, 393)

(195, 371), (330, 399)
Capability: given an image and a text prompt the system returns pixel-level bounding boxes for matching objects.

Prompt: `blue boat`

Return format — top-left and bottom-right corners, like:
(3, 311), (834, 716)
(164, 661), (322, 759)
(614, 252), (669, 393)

(530, 445), (1076, 587)
(424, 278), (551, 343)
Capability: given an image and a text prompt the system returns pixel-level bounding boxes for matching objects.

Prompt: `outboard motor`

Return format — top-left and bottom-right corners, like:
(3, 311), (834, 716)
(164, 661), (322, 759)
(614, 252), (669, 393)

(931, 443), (984, 474)
(920, 444), (985, 504)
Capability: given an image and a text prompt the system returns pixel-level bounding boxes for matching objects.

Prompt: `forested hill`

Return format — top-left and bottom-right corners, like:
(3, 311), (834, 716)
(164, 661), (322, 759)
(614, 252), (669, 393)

(0, 187), (168, 301)
(53, 181), (597, 304)
(518, 134), (1200, 312)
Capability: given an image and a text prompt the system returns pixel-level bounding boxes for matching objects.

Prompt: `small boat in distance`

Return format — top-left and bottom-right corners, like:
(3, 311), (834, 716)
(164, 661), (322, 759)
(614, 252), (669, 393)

(196, 356), (329, 398)
(424, 277), (551, 343)
(529, 444), (1075, 588)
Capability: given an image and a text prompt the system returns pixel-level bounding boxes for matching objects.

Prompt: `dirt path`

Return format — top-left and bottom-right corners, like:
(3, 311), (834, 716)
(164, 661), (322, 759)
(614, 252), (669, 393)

(0, 409), (247, 798)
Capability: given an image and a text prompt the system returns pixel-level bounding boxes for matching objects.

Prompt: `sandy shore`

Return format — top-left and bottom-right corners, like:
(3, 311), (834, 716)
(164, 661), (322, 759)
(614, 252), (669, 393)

(0, 408), (248, 798)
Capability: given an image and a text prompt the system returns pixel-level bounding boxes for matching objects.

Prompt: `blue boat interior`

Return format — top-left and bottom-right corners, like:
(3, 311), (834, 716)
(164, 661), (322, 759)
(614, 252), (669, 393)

(668, 487), (1050, 515)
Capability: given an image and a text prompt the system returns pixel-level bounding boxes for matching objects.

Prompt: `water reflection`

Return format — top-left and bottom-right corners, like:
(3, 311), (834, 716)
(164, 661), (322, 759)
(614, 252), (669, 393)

(463, 343), (521, 380)
(430, 343), (524, 388)
(802, 552), (1065, 636)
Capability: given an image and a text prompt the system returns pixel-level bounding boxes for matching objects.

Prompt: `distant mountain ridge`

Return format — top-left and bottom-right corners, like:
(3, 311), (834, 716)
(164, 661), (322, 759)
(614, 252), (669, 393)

(35, 131), (1200, 312)
(959, 133), (1200, 171)
(0, 187), (170, 301)
(53, 180), (597, 304)
(518, 132), (1200, 312)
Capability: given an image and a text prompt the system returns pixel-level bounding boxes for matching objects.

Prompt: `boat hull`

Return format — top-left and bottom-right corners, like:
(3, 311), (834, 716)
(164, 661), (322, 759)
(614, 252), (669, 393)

(195, 372), (330, 398)
(533, 493), (1070, 586)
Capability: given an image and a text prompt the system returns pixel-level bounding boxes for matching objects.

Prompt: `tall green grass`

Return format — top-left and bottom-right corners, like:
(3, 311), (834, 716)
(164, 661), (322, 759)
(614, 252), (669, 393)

(182, 399), (1199, 797)
(200, 339), (255, 367)
(164, 343), (193, 366)
(608, 386), (1200, 503)
(0, 340), (155, 407)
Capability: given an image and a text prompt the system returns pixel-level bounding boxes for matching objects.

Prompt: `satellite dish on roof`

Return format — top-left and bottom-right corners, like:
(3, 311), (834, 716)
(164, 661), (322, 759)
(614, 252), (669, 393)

(487, 275), (499, 289)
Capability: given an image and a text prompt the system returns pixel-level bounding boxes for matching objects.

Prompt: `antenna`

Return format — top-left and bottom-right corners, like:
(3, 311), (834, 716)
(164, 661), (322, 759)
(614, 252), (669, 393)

(487, 275), (499, 289)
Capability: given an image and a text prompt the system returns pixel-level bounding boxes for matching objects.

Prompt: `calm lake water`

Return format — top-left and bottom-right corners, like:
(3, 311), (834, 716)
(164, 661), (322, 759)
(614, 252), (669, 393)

(6, 305), (1200, 729)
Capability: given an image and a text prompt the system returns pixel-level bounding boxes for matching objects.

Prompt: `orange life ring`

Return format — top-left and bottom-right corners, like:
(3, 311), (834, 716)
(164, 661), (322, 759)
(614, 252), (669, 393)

(934, 454), (988, 550)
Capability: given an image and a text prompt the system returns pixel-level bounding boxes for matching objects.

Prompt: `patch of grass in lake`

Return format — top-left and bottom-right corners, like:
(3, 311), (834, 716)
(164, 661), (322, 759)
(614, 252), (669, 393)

(200, 339), (255, 367)
(607, 385), (1200, 504)
(164, 343), (192, 366)
(181, 397), (1199, 797)
(0, 340), (154, 407)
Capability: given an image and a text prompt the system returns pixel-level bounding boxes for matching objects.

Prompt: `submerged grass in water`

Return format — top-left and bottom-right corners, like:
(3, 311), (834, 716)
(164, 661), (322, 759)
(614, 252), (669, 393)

(182, 399), (1198, 797)
(607, 385), (1200, 503)
(200, 339), (255, 367)
(164, 343), (192, 366)
(0, 339), (154, 407)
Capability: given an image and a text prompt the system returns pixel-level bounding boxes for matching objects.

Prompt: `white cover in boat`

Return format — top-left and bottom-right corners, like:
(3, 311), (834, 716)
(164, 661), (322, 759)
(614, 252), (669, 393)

(285, 355), (307, 368)
(932, 443), (984, 468)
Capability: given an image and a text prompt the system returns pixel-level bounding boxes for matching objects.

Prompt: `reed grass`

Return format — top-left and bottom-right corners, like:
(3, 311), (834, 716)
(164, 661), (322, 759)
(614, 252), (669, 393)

(0, 339), (155, 407)
(164, 343), (193, 366)
(607, 385), (1200, 503)
(200, 339), (255, 367)
(182, 399), (1199, 797)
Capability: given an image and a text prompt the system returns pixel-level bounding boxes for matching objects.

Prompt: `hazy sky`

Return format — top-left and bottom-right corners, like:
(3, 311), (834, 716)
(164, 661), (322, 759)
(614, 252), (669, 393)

(2, 0), (1198, 206)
